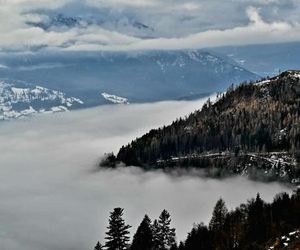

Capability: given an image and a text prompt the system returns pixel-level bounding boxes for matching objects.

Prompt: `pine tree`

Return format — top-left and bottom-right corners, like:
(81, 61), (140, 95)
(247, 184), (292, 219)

(105, 207), (131, 250)
(184, 223), (212, 250)
(209, 198), (229, 249)
(209, 198), (228, 232)
(156, 209), (176, 250)
(131, 215), (153, 250)
(152, 219), (161, 250)
(94, 241), (103, 250)
(246, 193), (267, 244)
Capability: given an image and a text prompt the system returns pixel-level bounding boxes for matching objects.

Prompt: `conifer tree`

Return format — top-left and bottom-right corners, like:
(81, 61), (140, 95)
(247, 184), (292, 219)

(152, 219), (161, 250)
(156, 209), (176, 250)
(131, 215), (153, 250)
(105, 207), (131, 250)
(184, 223), (212, 250)
(209, 198), (228, 232)
(246, 193), (267, 244)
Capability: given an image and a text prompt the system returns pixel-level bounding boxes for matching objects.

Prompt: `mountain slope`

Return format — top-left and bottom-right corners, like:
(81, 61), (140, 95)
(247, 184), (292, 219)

(213, 42), (300, 76)
(107, 71), (300, 183)
(0, 80), (83, 120)
(0, 50), (259, 107)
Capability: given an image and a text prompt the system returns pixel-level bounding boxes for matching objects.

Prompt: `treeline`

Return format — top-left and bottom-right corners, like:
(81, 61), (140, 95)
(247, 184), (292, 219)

(114, 71), (300, 168)
(93, 189), (300, 250)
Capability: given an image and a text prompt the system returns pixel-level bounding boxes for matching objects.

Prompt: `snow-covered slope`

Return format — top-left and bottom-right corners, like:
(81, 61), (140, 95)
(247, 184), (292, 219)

(0, 81), (83, 120)
(101, 92), (129, 104)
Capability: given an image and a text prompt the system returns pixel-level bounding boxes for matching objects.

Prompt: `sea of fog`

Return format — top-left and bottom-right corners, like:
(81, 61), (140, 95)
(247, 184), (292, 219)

(0, 98), (291, 250)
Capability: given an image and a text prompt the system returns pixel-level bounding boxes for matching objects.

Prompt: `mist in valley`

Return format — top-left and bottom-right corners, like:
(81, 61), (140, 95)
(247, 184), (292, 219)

(0, 98), (291, 250)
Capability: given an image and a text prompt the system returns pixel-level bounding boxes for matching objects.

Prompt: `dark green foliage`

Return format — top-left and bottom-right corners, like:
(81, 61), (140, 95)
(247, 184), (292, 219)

(131, 215), (153, 250)
(105, 207), (131, 250)
(115, 72), (300, 176)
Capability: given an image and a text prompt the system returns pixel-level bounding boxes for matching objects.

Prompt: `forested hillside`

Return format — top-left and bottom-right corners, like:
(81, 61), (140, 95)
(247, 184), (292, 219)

(93, 190), (300, 250)
(104, 71), (300, 183)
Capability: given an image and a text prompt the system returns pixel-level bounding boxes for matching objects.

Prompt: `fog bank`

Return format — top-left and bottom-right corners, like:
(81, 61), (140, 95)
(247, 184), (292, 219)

(0, 99), (291, 250)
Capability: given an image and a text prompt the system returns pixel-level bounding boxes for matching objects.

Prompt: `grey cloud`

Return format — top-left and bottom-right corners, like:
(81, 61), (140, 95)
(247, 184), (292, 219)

(0, 98), (291, 250)
(0, 0), (300, 51)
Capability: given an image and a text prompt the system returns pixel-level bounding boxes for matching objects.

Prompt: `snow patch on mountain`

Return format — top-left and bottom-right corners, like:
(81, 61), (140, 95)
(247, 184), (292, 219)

(0, 81), (84, 121)
(287, 70), (300, 80)
(101, 92), (129, 104)
(255, 79), (271, 86)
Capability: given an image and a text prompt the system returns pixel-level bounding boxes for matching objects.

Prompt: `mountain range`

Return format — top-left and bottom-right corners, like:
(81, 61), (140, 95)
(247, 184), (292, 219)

(0, 50), (259, 110)
(214, 42), (300, 76)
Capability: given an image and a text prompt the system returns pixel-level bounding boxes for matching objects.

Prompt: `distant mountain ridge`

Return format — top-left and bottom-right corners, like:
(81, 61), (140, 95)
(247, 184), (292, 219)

(105, 71), (300, 184)
(0, 80), (83, 120)
(0, 50), (259, 107)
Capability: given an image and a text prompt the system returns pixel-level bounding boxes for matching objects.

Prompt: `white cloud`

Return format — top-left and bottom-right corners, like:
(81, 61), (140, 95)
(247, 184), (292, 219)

(0, 99), (291, 250)
(0, 64), (8, 69)
(0, 0), (299, 51)
(64, 8), (300, 51)
(86, 0), (160, 8)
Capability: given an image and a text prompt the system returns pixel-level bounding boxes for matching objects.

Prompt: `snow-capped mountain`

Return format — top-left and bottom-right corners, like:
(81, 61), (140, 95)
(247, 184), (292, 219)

(0, 80), (83, 120)
(0, 50), (259, 107)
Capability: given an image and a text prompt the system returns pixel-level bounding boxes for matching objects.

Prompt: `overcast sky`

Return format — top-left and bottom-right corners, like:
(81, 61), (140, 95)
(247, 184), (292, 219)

(0, 0), (300, 52)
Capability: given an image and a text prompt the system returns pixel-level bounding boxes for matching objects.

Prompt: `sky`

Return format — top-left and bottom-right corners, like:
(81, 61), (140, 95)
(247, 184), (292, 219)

(0, 98), (291, 250)
(0, 0), (300, 52)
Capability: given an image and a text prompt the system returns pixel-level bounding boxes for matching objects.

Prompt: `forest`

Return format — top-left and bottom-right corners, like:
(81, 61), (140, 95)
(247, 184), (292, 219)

(93, 189), (300, 250)
(101, 71), (300, 183)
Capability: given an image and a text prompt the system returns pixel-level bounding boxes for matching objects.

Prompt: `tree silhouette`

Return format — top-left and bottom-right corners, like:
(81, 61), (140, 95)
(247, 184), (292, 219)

(209, 198), (228, 232)
(152, 219), (161, 250)
(105, 207), (131, 250)
(184, 223), (212, 250)
(95, 190), (300, 250)
(131, 215), (153, 250)
(156, 209), (176, 250)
